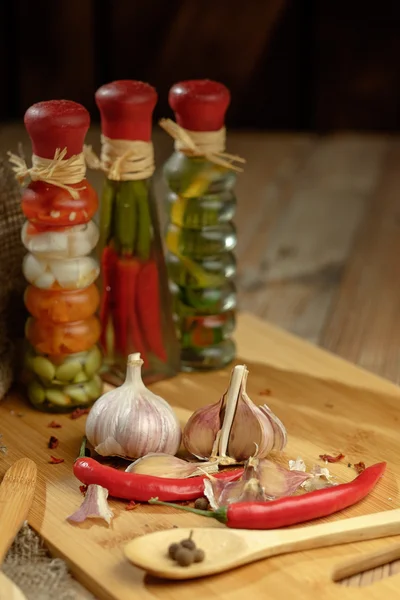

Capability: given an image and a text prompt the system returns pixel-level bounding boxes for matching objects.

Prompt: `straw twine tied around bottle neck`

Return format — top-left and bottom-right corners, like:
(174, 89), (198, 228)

(84, 135), (155, 181)
(158, 118), (246, 172)
(7, 148), (87, 199)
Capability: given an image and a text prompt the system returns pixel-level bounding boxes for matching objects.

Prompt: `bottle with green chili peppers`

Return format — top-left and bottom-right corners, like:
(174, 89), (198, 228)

(95, 80), (180, 385)
(161, 80), (244, 371)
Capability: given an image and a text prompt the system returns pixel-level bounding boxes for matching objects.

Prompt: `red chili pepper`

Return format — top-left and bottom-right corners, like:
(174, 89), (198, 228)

(47, 421), (62, 428)
(73, 456), (243, 502)
(99, 246), (118, 351)
(149, 462), (386, 529)
(136, 261), (167, 362)
(126, 259), (149, 367)
(114, 258), (148, 366)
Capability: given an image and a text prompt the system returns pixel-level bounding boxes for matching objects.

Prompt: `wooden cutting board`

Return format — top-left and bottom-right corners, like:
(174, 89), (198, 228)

(0, 312), (399, 600)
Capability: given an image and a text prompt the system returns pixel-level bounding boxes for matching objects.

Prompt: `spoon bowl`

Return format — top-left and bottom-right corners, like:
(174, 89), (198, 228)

(125, 508), (400, 580)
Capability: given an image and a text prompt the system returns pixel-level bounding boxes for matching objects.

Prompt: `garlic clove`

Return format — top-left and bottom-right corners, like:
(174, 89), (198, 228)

(259, 404), (287, 451)
(254, 458), (311, 499)
(67, 484), (113, 526)
(226, 393), (274, 462)
(125, 452), (219, 478)
(182, 398), (223, 460)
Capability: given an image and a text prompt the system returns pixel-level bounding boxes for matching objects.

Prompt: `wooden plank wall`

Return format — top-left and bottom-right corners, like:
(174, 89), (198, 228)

(1, 0), (400, 131)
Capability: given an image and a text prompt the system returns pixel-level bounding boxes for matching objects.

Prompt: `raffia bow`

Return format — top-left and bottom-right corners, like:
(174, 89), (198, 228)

(158, 118), (246, 172)
(84, 135), (155, 181)
(7, 148), (86, 199)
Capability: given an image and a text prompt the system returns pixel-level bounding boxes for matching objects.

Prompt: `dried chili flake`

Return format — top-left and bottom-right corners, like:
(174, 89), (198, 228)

(49, 456), (64, 464)
(70, 408), (90, 420)
(48, 436), (59, 449)
(79, 485), (88, 496)
(354, 461), (366, 474)
(319, 453), (345, 463)
(125, 501), (139, 511)
(259, 389), (272, 396)
(48, 421), (62, 428)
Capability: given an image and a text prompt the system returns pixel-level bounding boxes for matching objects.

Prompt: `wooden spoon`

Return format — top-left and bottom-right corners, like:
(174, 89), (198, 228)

(0, 458), (37, 600)
(332, 541), (400, 581)
(125, 508), (400, 580)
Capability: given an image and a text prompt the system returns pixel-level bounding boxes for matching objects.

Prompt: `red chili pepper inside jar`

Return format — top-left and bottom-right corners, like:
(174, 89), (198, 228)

(15, 100), (103, 412)
(94, 80), (180, 386)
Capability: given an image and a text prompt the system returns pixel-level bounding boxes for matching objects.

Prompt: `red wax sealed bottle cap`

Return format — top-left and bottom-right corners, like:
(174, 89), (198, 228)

(169, 79), (230, 132)
(24, 100), (90, 159)
(95, 80), (157, 141)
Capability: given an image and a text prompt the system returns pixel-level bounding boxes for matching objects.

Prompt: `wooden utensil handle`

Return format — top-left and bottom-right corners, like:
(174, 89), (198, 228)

(332, 542), (400, 581)
(275, 509), (400, 556)
(0, 459), (37, 564)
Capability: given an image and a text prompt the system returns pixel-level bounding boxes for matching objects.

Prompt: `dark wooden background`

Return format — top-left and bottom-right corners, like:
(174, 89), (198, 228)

(1, 0), (400, 131)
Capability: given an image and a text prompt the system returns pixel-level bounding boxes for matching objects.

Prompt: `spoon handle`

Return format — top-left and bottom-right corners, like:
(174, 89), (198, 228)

(332, 542), (400, 581)
(0, 458), (37, 564)
(271, 508), (400, 558)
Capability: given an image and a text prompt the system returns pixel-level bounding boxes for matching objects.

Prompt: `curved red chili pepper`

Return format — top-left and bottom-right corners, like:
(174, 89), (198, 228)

(136, 260), (168, 362)
(150, 462), (386, 529)
(73, 457), (243, 502)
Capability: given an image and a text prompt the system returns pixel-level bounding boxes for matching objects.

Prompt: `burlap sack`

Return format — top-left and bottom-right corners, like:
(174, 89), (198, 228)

(4, 524), (95, 599)
(0, 155), (26, 399)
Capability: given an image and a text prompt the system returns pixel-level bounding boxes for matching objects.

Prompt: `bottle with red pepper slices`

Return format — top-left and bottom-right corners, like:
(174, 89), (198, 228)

(161, 80), (243, 371)
(16, 101), (103, 412)
(95, 80), (180, 386)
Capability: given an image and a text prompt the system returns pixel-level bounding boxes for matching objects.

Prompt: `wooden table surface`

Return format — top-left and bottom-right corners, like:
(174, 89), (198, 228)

(0, 125), (399, 592)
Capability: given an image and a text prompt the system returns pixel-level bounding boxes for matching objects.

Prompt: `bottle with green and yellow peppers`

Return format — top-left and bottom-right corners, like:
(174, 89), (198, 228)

(95, 80), (180, 385)
(161, 80), (244, 371)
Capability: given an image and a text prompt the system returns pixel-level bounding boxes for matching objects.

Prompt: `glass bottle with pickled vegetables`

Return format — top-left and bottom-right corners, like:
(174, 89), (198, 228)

(161, 80), (244, 371)
(95, 80), (180, 385)
(12, 100), (103, 412)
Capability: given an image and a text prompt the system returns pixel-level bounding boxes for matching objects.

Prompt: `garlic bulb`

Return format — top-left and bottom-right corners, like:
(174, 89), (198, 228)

(183, 364), (287, 464)
(86, 353), (181, 459)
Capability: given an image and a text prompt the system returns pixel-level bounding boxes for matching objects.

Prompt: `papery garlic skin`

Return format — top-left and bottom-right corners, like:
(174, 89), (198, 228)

(67, 484), (113, 526)
(86, 353), (181, 459)
(125, 452), (219, 478)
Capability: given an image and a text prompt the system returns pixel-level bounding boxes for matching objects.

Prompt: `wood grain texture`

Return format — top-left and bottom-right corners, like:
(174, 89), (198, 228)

(238, 135), (388, 344)
(1, 313), (400, 599)
(321, 140), (400, 383)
